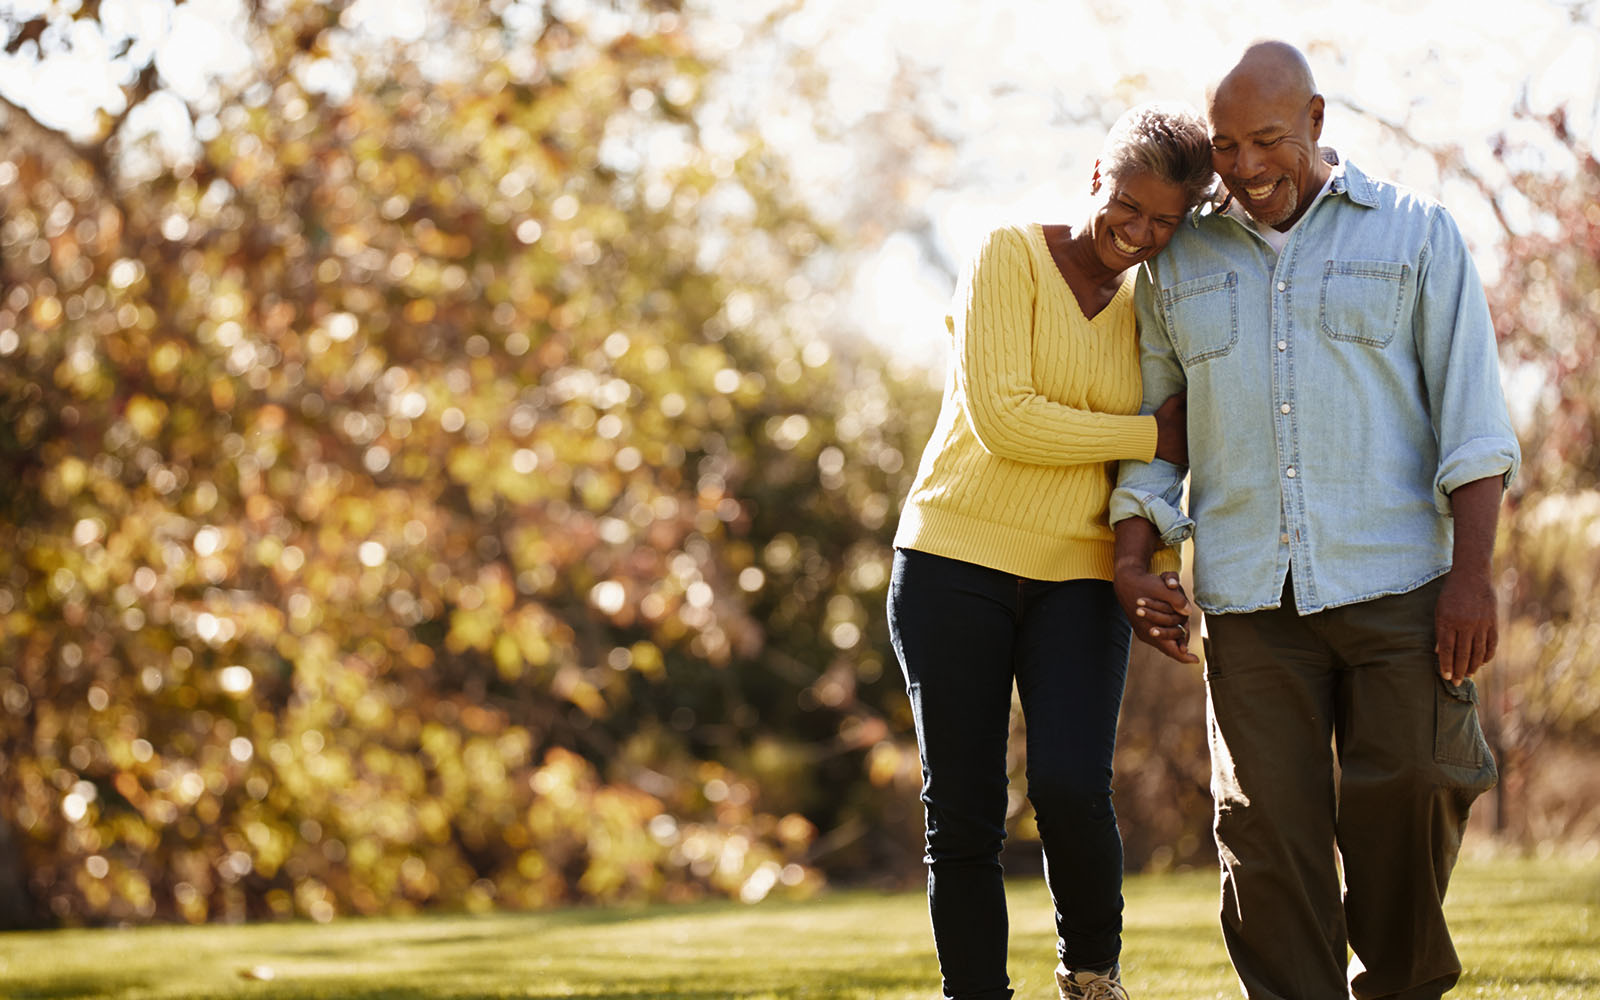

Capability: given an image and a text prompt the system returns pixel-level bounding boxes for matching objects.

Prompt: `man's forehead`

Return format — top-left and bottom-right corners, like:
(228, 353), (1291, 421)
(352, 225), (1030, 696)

(1208, 87), (1306, 135)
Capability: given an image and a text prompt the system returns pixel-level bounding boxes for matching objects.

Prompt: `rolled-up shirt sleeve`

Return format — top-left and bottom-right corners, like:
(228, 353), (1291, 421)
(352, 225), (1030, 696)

(1112, 456), (1193, 546)
(1414, 207), (1522, 514)
(1112, 265), (1193, 546)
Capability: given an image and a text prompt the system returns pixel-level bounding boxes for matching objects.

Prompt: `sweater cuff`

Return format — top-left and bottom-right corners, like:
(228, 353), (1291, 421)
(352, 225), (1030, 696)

(1128, 414), (1159, 464)
(1150, 546), (1182, 575)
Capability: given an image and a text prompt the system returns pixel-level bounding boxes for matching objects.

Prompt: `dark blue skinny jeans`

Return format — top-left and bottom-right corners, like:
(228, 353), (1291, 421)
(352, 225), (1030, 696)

(888, 548), (1132, 1000)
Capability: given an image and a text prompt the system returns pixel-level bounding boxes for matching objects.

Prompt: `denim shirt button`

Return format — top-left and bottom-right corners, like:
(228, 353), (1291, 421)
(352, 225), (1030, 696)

(1280, 533), (1291, 544)
(1280, 403), (1291, 414)
(1286, 467), (1297, 478)
(1277, 340), (1287, 351)
(1276, 281), (1287, 291)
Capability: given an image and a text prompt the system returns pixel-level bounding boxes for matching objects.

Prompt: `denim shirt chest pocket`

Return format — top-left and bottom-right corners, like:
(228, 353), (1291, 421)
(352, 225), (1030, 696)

(1320, 259), (1410, 347)
(1160, 271), (1238, 366)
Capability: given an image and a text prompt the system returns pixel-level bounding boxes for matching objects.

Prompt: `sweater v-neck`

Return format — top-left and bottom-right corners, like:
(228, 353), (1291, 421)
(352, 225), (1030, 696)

(1030, 222), (1132, 323)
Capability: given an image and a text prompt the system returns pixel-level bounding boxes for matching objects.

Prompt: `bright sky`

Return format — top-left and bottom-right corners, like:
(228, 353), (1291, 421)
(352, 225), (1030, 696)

(715, 0), (1600, 373)
(3, 0), (1595, 381)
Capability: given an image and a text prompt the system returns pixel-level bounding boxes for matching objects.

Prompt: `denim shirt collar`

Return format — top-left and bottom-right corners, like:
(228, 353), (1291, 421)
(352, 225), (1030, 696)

(1335, 155), (1381, 208)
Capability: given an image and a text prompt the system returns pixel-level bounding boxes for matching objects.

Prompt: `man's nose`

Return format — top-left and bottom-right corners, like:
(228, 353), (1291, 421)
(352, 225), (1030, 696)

(1234, 144), (1264, 178)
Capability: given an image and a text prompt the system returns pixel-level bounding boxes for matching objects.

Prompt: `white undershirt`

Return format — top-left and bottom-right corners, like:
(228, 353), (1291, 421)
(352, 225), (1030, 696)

(1227, 166), (1339, 254)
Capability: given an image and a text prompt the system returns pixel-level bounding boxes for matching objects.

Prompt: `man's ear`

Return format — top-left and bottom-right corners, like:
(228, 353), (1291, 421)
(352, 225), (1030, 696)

(1308, 94), (1326, 141)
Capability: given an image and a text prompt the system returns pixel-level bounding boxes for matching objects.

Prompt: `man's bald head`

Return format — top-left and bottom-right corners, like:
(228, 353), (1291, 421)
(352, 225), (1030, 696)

(1209, 41), (1318, 115)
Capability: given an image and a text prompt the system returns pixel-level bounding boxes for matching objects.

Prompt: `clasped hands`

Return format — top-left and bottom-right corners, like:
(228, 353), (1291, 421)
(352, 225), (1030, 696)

(1113, 568), (1199, 664)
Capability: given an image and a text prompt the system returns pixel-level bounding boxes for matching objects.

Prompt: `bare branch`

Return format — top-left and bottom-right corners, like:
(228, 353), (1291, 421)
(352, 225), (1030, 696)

(3, 16), (46, 55)
(1334, 95), (1518, 241)
(102, 58), (164, 144)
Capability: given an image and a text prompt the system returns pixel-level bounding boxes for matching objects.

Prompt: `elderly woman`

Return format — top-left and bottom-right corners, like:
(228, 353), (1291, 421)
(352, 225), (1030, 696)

(888, 103), (1214, 1000)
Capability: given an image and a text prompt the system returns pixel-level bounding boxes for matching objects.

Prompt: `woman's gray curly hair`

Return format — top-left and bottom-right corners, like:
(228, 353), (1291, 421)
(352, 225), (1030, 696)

(1098, 101), (1216, 210)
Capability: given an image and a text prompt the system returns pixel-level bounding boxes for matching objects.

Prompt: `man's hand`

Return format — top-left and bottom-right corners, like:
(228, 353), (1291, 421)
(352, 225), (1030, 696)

(1435, 569), (1496, 685)
(1114, 568), (1199, 664)
(1437, 475), (1506, 685)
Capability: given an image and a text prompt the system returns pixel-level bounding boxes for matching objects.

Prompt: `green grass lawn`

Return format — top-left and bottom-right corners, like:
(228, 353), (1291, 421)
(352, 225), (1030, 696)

(0, 856), (1594, 1000)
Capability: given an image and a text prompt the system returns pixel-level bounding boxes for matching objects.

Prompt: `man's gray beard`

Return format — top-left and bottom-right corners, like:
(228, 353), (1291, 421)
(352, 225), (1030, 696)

(1242, 178), (1301, 229)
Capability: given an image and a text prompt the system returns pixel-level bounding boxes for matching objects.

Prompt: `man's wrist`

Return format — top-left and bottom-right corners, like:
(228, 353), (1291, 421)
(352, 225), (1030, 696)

(1448, 559), (1493, 584)
(1113, 516), (1160, 578)
(1113, 555), (1151, 577)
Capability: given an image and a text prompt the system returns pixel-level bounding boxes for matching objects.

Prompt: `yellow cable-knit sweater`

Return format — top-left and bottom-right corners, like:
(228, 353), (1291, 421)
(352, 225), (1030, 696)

(894, 222), (1180, 581)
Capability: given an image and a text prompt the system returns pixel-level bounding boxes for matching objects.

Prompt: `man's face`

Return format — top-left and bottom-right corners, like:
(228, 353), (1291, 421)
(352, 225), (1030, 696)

(1208, 81), (1326, 231)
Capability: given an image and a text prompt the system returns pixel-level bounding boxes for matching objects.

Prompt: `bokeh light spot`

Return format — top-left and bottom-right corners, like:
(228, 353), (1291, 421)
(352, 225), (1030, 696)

(219, 665), (253, 695)
(590, 581), (626, 615)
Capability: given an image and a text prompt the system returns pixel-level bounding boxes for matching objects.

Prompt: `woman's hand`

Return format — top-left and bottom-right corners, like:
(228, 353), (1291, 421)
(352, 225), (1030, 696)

(1113, 568), (1199, 664)
(1152, 391), (1188, 466)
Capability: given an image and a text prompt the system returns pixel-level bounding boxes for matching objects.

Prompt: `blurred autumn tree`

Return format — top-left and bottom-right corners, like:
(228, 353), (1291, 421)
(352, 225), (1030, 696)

(0, 0), (939, 928)
(1475, 103), (1600, 845)
(8, 0), (1594, 934)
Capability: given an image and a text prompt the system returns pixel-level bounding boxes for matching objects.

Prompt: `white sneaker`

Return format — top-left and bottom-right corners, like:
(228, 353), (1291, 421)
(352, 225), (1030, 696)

(1055, 962), (1129, 1000)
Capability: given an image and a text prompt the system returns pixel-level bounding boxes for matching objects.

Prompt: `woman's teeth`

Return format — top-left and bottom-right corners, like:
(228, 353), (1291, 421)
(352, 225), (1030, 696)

(1112, 233), (1143, 256)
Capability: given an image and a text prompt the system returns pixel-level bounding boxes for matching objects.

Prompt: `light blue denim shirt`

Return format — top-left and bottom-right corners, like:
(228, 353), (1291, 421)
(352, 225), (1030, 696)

(1110, 155), (1521, 615)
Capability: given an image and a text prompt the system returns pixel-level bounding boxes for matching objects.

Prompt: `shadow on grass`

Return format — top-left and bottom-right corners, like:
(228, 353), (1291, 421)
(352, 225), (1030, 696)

(9, 977), (153, 1000)
(515, 971), (933, 1000)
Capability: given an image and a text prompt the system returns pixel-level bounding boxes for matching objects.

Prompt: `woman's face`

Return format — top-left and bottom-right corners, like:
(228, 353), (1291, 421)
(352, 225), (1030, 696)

(1089, 169), (1188, 272)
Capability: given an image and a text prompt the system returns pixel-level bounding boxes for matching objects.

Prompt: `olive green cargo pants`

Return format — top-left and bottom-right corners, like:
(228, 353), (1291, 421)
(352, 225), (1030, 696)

(1203, 577), (1497, 1000)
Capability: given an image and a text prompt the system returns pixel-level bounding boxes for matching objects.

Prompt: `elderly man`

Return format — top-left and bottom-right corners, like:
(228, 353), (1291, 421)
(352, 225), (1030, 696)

(1110, 41), (1520, 1000)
